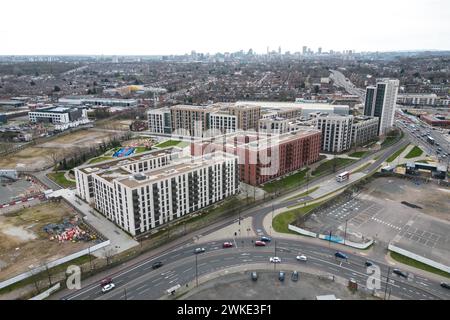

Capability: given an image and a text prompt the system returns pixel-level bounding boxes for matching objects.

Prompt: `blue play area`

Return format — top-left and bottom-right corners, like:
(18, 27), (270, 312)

(113, 147), (135, 158)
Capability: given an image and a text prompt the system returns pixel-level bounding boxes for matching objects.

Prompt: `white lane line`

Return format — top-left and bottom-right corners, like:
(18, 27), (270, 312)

(182, 267), (193, 274)
(198, 263), (207, 267)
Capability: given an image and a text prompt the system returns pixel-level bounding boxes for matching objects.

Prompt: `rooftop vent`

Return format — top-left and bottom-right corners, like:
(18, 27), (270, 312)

(134, 173), (146, 181)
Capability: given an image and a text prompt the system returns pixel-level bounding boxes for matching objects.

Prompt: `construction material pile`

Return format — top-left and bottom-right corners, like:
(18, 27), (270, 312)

(43, 216), (97, 243)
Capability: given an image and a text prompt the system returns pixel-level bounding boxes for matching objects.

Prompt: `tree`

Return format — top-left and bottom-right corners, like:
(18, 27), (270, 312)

(53, 85), (61, 92)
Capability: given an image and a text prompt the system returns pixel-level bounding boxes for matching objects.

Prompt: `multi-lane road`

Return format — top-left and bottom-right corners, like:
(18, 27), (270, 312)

(55, 133), (450, 301)
(329, 69), (365, 102)
(63, 238), (450, 301)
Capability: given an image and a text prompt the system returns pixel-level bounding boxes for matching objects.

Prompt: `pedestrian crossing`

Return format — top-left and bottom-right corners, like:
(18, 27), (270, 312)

(370, 217), (402, 231)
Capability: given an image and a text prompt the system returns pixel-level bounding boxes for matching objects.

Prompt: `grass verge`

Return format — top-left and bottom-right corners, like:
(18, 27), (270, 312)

(272, 201), (324, 234)
(262, 168), (310, 193)
(312, 158), (356, 176)
(348, 151), (367, 158)
(404, 146), (423, 159)
(386, 144), (409, 163)
(88, 156), (113, 164)
(47, 172), (76, 188)
(390, 252), (450, 279)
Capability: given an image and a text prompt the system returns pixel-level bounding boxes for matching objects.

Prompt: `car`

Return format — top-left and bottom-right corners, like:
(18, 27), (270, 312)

(152, 261), (163, 269)
(260, 236), (272, 242)
(278, 271), (285, 281)
(222, 242), (233, 248)
(296, 254), (307, 262)
(101, 283), (115, 293)
(291, 271), (299, 282)
(194, 247), (206, 254)
(270, 257), (281, 263)
(392, 268), (408, 278)
(335, 251), (348, 259)
(251, 271), (258, 281)
(100, 277), (113, 286)
(440, 282), (450, 289)
(255, 240), (266, 247)
(365, 261), (373, 267)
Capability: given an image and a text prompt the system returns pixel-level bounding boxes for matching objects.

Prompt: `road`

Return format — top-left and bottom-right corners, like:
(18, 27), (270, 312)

(62, 238), (450, 301)
(397, 118), (450, 166)
(329, 69), (365, 102)
(56, 133), (449, 301)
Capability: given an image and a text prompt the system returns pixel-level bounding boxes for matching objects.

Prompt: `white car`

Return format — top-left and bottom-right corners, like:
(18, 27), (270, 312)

(296, 254), (307, 261)
(269, 257), (281, 263)
(101, 283), (115, 293)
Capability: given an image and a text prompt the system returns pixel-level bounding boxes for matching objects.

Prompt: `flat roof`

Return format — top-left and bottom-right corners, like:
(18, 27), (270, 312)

(116, 151), (235, 188)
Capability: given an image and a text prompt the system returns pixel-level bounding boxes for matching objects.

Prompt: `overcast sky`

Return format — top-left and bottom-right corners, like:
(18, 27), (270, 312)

(0, 0), (449, 55)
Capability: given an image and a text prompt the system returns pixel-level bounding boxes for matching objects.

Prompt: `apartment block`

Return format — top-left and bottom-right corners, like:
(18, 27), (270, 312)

(75, 148), (239, 236)
(351, 116), (379, 147)
(148, 107), (172, 134)
(314, 114), (353, 153)
(364, 79), (400, 135)
(170, 104), (220, 137)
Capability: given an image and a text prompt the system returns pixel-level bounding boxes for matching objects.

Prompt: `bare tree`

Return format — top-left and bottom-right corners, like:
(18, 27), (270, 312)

(102, 247), (117, 265)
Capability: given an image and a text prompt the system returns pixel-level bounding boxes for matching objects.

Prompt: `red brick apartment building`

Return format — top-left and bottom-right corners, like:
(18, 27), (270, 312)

(191, 129), (321, 186)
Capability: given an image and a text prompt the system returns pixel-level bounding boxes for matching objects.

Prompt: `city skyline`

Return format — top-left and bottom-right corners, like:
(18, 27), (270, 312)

(1, 0), (449, 55)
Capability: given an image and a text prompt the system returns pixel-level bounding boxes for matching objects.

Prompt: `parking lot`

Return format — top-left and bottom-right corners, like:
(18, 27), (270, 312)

(301, 177), (450, 267)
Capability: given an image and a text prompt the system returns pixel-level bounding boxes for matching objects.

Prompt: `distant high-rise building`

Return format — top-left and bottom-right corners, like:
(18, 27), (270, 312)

(318, 47), (322, 54)
(302, 46), (307, 55)
(364, 79), (400, 135)
(278, 46), (281, 54)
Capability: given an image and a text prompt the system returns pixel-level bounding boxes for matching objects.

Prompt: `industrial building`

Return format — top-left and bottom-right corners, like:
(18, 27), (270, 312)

(59, 96), (138, 108)
(28, 106), (87, 124)
(75, 148), (239, 236)
(420, 114), (450, 128)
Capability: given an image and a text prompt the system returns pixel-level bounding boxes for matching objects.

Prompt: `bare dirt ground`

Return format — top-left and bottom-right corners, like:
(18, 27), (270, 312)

(0, 201), (91, 281)
(0, 129), (119, 170)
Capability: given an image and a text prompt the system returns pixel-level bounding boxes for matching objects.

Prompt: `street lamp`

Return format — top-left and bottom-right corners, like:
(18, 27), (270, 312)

(344, 219), (348, 245)
(195, 254), (198, 287)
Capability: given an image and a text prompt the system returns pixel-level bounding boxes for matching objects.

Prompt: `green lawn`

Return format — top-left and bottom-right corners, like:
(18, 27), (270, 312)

(155, 140), (190, 148)
(311, 158), (356, 176)
(404, 146), (423, 159)
(349, 151), (367, 158)
(262, 168), (310, 193)
(272, 201), (324, 234)
(134, 146), (150, 154)
(47, 172), (76, 188)
(88, 156), (114, 164)
(390, 252), (450, 279)
(386, 144), (409, 163)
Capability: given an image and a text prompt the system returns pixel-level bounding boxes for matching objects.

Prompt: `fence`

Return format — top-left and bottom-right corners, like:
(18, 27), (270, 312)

(388, 243), (450, 274)
(0, 240), (110, 290)
(29, 283), (61, 300)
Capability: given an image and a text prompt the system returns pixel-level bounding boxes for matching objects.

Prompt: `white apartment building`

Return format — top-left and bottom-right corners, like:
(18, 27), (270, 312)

(258, 117), (290, 134)
(148, 107), (172, 134)
(209, 111), (237, 134)
(29, 106), (87, 124)
(314, 114), (353, 153)
(75, 148), (239, 236)
(397, 93), (437, 106)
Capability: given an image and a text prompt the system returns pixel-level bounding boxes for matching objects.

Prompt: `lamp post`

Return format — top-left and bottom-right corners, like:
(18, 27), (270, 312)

(344, 219), (348, 245)
(195, 254), (198, 287)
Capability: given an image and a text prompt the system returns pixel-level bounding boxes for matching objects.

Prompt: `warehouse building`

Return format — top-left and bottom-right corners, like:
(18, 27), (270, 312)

(28, 106), (87, 124)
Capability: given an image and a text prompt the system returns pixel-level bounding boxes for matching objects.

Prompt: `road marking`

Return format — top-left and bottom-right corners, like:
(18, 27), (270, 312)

(182, 267), (193, 274)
